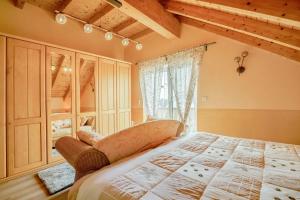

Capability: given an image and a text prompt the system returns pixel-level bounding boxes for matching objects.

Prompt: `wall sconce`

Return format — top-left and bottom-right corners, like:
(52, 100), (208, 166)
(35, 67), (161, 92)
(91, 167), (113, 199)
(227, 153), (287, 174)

(234, 51), (248, 75)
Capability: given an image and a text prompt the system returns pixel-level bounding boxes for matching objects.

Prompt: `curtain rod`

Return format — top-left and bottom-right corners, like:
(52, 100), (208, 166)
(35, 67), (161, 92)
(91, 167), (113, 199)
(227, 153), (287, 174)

(136, 42), (216, 65)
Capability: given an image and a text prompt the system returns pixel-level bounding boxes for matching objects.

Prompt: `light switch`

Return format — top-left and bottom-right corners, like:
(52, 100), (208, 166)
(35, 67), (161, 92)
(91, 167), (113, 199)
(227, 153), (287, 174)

(201, 96), (208, 103)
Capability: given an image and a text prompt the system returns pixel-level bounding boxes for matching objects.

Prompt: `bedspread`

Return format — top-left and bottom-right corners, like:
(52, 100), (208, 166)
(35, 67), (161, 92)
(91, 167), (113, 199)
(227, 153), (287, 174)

(72, 132), (300, 200)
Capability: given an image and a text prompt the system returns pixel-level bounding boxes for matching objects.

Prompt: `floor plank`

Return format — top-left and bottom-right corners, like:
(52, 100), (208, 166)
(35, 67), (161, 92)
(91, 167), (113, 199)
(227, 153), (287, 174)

(0, 173), (69, 200)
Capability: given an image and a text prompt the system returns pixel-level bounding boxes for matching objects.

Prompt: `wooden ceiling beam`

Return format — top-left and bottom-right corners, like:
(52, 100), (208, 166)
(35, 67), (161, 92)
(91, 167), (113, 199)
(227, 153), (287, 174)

(111, 18), (137, 33)
(57, 0), (73, 12)
(130, 28), (153, 40)
(14, 0), (26, 9)
(64, 60), (88, 100)
(52, 56), (66, 88)
(88, 4), (114, 24)
(180, 0), (300, 22)
(164, 1), (300, 49)
(180, 16), (300, 62)
(80, 73), (94, 97)
(105, 0), (181, 39)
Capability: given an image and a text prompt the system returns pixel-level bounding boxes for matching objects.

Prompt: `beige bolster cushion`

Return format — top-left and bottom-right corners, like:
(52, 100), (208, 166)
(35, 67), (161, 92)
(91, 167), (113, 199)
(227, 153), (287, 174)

(77, 131), (102, 146)
(93, 120), (183, 163)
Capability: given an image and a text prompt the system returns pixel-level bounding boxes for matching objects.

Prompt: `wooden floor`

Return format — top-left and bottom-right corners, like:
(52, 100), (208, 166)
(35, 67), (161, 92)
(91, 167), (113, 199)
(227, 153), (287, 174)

(0, 174), (68, 200)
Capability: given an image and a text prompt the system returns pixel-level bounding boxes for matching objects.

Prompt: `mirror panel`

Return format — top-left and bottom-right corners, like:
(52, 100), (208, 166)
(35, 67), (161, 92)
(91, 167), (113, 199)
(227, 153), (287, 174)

(50, 53), (72, 114)
(79, 116), (96, 134)
(51, 118), (72, 157)
(79, 59), (96, 113)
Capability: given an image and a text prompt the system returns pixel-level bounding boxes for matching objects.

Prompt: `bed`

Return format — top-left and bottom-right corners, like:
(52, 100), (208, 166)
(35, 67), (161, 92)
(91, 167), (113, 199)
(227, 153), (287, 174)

(52, 119), (72, 147)
(57, 121), (300, 200)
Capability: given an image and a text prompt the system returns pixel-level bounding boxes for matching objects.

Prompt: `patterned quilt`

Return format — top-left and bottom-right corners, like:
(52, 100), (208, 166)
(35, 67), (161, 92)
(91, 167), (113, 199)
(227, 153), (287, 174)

(73, 132), (300, 200)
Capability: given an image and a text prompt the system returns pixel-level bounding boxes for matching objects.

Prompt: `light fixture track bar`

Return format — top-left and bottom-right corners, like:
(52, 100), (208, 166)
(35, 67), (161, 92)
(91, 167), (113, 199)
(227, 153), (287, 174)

(54, 10), (139, 44)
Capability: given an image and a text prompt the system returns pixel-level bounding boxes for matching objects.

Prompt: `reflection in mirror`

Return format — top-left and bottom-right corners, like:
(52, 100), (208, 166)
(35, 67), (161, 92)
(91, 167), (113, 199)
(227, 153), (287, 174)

(51, 53), (72, 114)
(51, 119), (72, 157)
(80, 59), (96, 113)
(80, 116), (96, 134)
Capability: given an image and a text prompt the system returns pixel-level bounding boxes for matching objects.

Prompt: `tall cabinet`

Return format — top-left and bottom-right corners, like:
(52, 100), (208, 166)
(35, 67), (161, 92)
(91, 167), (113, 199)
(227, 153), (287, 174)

(117, 62), (131, 131)
(2, 35), (132, 180)
(0, 36), (6, 179)
(98, 59), (117, 136)
(6, 39), (47, 176)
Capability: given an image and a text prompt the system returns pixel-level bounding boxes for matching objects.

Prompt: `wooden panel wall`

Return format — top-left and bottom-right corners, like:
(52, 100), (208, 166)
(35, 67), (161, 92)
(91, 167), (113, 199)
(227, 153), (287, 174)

(98, 58), (117, 136)
(117, 62), (131, 130)
(7, 38), (46, 175)
(0, 36), (6, 179)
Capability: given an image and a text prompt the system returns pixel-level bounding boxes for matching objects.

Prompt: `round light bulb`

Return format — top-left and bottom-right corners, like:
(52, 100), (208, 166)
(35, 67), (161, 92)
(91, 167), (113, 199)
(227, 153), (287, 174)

(121, 38), (130, 46)
(83, 24), (93, 33)
(104, 32), (113, 41)
(51, 65), (56, 71)
(63, 67), (68, 73)
(55, 13), (67, 25)
(136, 43), (143, 51)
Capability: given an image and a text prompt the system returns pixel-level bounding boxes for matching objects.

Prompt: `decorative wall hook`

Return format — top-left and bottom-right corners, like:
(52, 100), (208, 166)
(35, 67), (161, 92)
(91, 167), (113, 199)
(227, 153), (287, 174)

(234, 51), (248, 75)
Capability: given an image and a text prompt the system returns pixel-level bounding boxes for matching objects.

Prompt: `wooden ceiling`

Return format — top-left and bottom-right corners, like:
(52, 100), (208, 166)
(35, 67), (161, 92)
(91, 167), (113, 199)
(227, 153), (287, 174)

(21, 0), (152, 39)
(15, 0), (300, 62)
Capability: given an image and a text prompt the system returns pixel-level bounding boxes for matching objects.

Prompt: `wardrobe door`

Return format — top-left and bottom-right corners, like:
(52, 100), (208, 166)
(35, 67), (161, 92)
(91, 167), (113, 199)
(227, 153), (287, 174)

(46, 47), (76, 163)
(76, 53), (99, 134)
(0, 36), (6, 179)
(117, 62), (131, 131)
(7, 38), (46, 175)
(99, 58), (117, 136)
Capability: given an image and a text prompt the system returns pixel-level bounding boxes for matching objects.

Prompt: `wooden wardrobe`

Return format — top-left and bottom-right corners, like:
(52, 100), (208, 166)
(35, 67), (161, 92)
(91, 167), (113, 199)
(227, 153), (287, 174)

(1, 35), (132, 179)
(6, 39), (47, 176)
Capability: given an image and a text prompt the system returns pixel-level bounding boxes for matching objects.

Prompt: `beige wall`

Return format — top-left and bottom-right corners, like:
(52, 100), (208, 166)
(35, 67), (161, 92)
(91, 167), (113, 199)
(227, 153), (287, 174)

(0, 0), (125, 60)
(126, 24), (300, 144)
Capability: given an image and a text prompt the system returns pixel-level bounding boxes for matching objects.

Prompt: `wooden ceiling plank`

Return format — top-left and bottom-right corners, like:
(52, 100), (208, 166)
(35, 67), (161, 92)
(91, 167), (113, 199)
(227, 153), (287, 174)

(105, 0), (181, 39)
(88, 4), (114, 24)
(14, 0), (26, 9)
(130, 28), (153, 40)
(181, 0), (300, 22)
(57, 0), (73, 12)
(165, 1), (300, 49)
(180, 16), (300, 62)
(111, 18), (137, 32)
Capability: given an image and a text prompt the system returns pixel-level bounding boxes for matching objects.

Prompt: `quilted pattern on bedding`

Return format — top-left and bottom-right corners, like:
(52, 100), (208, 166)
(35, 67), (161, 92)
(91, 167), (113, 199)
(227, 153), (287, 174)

(97, 133), (300, 200)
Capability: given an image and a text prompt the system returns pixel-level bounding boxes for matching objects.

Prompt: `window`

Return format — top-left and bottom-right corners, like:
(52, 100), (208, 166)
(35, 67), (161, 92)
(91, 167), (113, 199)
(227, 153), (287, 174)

(139, 46), (205, 132)
(140, 64), (197, 131)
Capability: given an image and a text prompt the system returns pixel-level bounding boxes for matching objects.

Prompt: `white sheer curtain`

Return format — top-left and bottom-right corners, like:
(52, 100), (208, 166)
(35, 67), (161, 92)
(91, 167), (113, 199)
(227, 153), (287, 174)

(139, 46), (205, 131)
(167, 47), (205, 130)
(139, 57), (167, 118)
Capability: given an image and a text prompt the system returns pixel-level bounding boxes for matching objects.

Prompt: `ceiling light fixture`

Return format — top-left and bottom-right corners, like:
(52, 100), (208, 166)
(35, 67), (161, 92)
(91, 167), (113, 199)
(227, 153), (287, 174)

(54, 11), (143, 51)
(55, 13), (67, 24)
(83, 24), (93, 33)
(136, 43), (143, 50)
(121, 38), (129, 46)
(104, 32), (113, 40)
(51, 65), (56, 71)
(63, 67), (68, 73)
